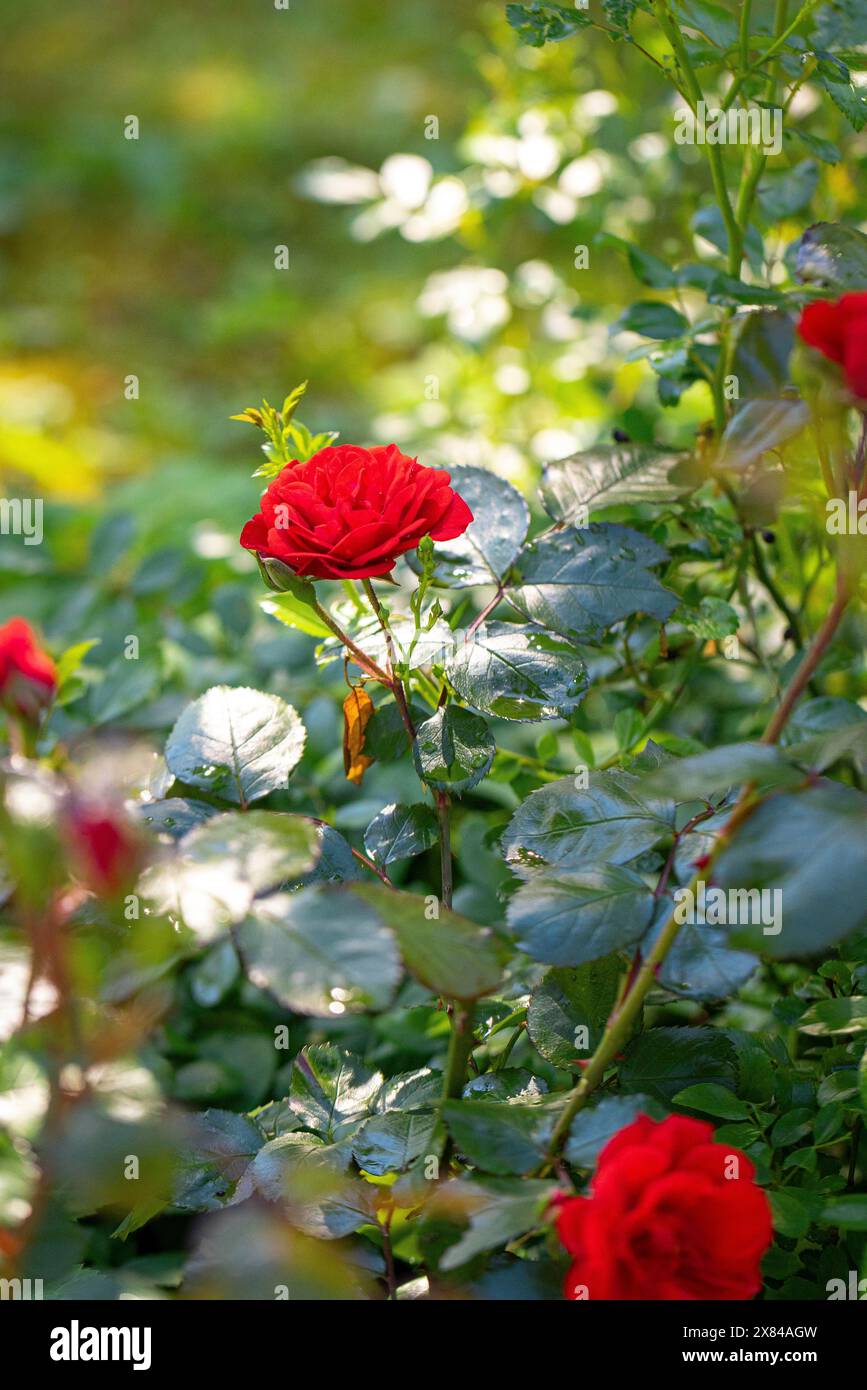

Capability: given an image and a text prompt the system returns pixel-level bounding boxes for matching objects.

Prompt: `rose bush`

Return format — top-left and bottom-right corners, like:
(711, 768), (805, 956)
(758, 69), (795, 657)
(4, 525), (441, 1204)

(1, 0), (866, 1310)
(240, 443), (473, 579)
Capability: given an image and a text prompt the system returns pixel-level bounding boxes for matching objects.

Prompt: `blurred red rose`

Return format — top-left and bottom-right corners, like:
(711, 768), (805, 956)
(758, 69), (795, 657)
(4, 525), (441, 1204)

(797, 293), (867, 400)
(0, 617), (57, 723)
(555, 1113), (772, 1300)
(240, 443), (473, 580)
(63, 802), (144, 897)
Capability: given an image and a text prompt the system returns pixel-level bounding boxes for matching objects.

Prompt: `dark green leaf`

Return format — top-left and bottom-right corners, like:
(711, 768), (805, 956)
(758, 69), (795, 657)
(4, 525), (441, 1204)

(438, 1178), (557, 1270)
(351, 882), (503, 1000)
(235, 885), (402, 1014)
(795, 220), (867, 291)
(620, 1027), (740, 1102)
(413, 705), (495, 793)
(615, 301), (689, 340)
(506, 865), (655, 966)
(715, 784), (867, 956)
(540, 444), (691, 520)
(446, 621), (588, 722)
(527, 957), (623, 1067)
(564, 1095), (651, 1167)
(503, 767), (675, 878)
(442, 1100), (554, 1174)
(363, 802), (438, 864)
(420, 463), (529, 586)
(509, 523), (677, 642)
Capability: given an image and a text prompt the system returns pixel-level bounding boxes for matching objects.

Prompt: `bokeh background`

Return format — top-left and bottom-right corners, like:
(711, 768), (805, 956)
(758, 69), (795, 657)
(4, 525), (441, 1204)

(1, 0), (864, 800)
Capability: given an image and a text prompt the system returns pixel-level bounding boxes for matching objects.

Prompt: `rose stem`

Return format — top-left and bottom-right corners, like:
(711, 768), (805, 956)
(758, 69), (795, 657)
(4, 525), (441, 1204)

(541, 570), (852, 1167)
(310, 597), (392, 686)
(435, 789), (453, 911)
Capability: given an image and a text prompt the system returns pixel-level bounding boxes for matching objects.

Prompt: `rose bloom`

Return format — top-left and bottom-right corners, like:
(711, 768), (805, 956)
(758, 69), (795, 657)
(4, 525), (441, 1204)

(63, 802), (144, 897)
(0, 617), (57, 723)
(797, 292), (867, 400)
(240, 443), (473, 580)
(556, 1114), (772, 1300)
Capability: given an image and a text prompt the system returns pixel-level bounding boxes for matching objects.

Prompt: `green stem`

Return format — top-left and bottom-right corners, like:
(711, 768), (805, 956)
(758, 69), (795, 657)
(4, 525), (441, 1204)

(312, 597), (392, 686)
(435, 790), (453, 911)
(542, 575), (851, 1164)
(441, 1005), (476, 1104)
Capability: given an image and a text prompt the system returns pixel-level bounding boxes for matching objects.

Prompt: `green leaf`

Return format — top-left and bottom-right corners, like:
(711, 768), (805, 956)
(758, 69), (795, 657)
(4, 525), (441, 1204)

(680, 597), (740, 640)
(165, 685), (306, 804)
(564, 1095), (651, 1167)
(819, 73), (867, 131)
(288, 1045), (383, 1141)
(350, 882), (503, 1000)
(757, 160), (819, 221)
(506, 865), (655, 966)
(503, 767), (676, 877)
(718, 398), (810, 471)
(413, 706), (495, 793)
(352, 1111), (437, 1175)
(652, 915), (758, 1001)
(438, 1178), (557, 1270)
(260, 589), (332, 639)
(505, 2), (592, 46)
(173, 1110), (263, 1212)
(714, 784), (867, 956)
(620, 1027), (740, 1102)
(540, 444), (691, 521)
(672, 1083), (752, 1120)
(527, 957), (623, 1067)
(818, 1196), (867, 1230)
(795, 220), (867, 291)
(417, 463), (529, 587)
(639, 742), (803, 800)
(363, 802), (438, 865)
(597, 233), (678, 289)
(55, 638), (99, 702)
(509, 523), (677, 642)
(446, 621), (588, 722)
(705, 274), (786, 308)
(733, 309), (795, 396)
(442, 1099), (554, 1174)
(615, 301), (689, 340)
(787, 129), (841, 165)
(235, 885), (402, 1015)
(769, 1188), (822, 1238)
(798, 997), (867, 1035)
(678, 0), (739, 47)
(140, 810), (321, 939)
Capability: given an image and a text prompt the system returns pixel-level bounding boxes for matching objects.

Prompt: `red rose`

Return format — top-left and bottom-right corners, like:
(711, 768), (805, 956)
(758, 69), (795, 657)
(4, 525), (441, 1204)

(0, 617), (57, 723)
(63, 802), (144, 896)
(240, 443), (473, 580)
(797, 292), (867, 400)
(556, 1113), (772, 1300)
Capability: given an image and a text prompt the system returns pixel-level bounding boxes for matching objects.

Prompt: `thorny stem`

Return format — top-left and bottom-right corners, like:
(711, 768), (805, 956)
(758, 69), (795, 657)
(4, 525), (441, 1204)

(361, 578), (416, 743)
(350, 847), (393, 887)
(435, 790), (453, 911)
(312, 596), (392, 686)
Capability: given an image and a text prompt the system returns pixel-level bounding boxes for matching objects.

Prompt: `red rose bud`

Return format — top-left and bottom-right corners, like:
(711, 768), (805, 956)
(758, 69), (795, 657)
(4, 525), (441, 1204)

(63, 802), (144, 897)
(797, 293), (867, 401)
(0, 618), (57, 724)
(240, 443), (473, 580)
(555, 1113), (771, 1300)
